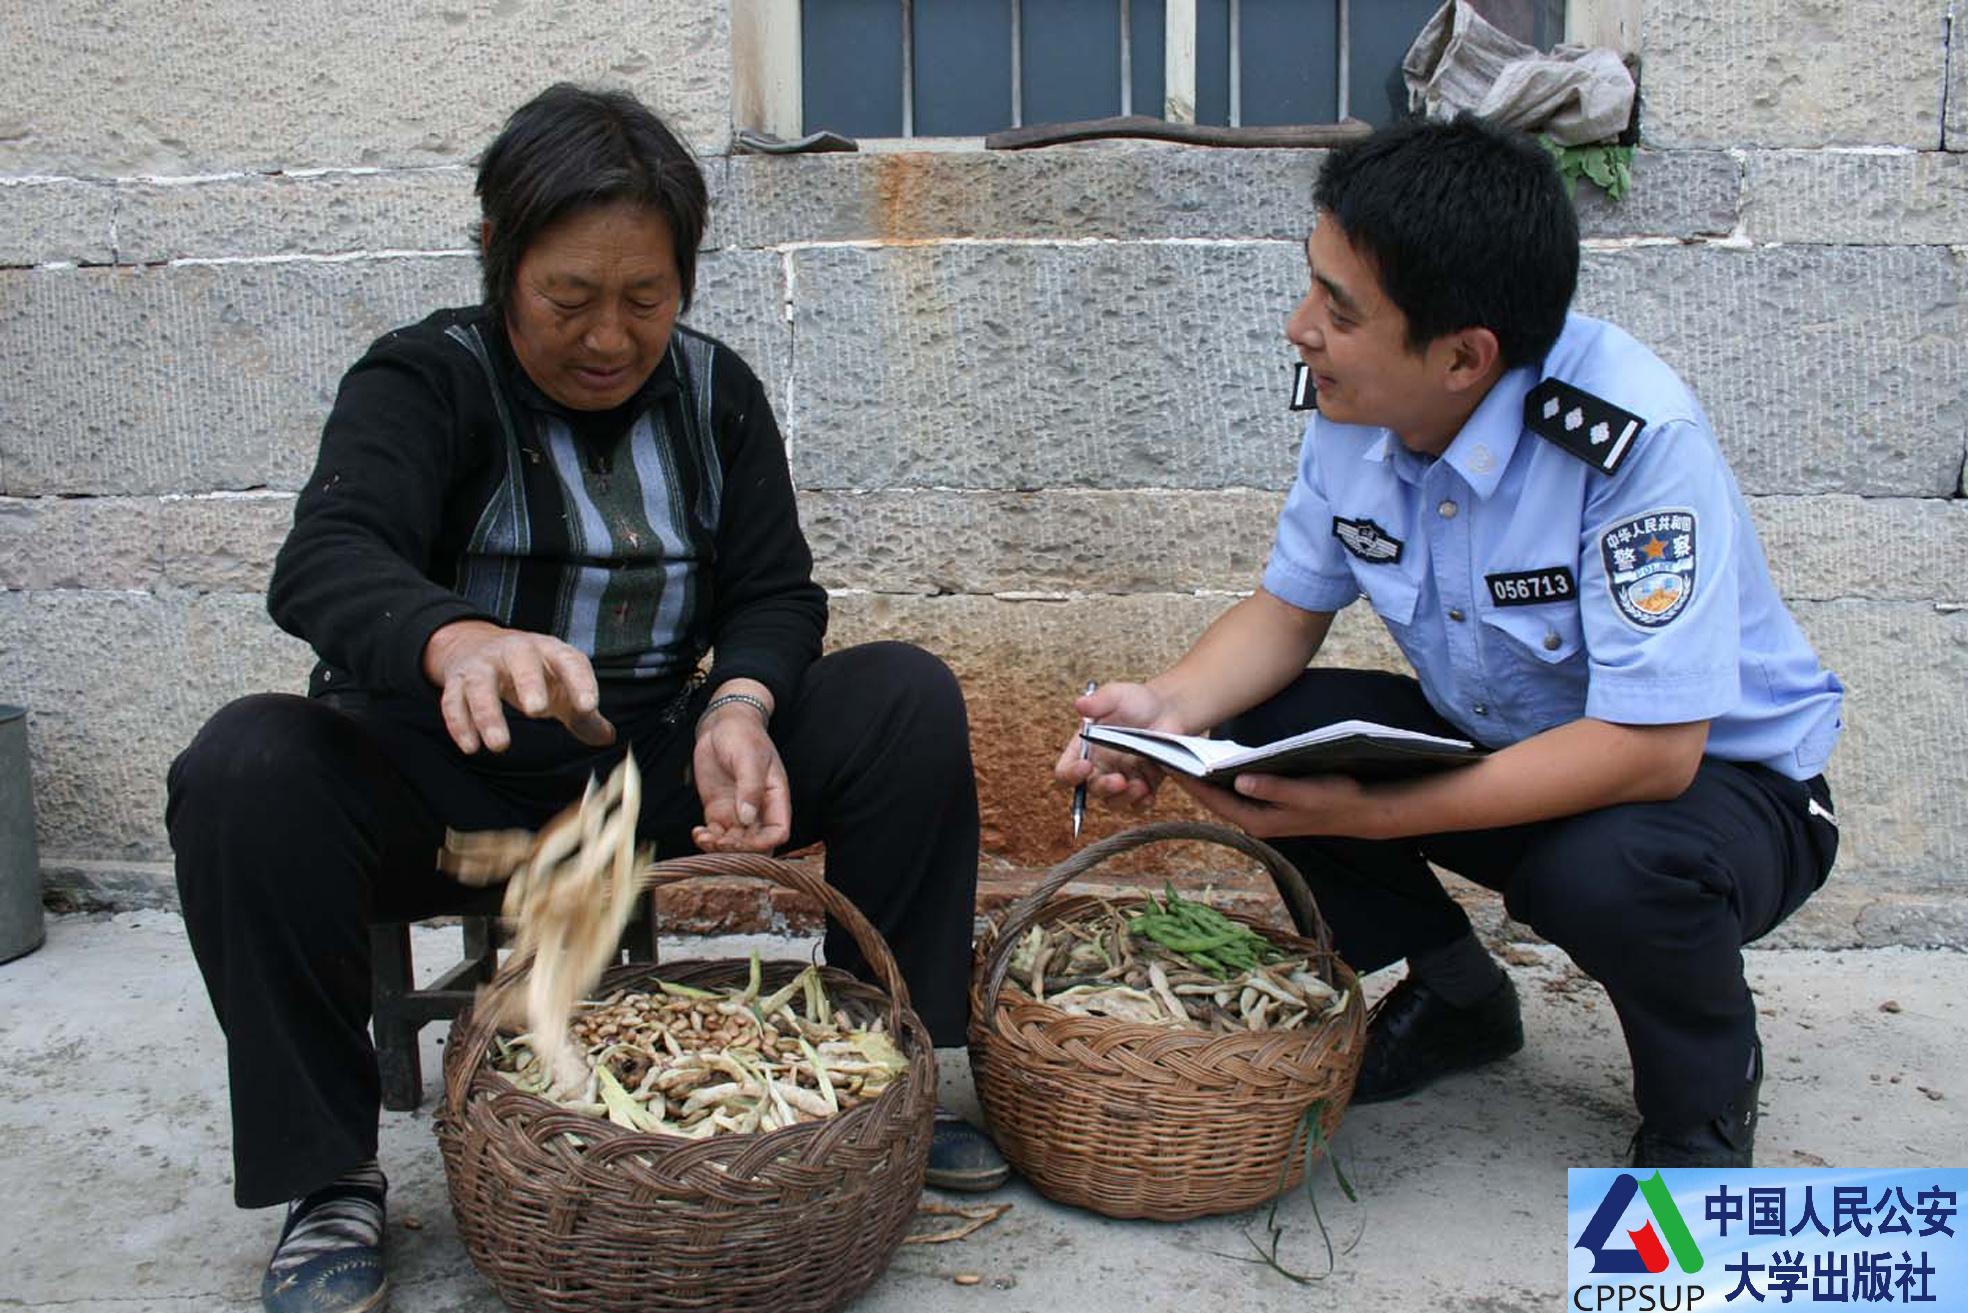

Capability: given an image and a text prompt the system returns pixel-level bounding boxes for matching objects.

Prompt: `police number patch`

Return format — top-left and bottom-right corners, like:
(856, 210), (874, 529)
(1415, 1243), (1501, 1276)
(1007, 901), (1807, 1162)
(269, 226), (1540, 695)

(1333, 516), (1403, 564)
(1599, 509), (1696, 629)
(1485, 566), (1576, 607)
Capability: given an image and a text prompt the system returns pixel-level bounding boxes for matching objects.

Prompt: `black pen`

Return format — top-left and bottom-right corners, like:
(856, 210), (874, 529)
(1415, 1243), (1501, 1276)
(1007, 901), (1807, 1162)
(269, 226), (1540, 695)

(1071, 680), (1096, 838)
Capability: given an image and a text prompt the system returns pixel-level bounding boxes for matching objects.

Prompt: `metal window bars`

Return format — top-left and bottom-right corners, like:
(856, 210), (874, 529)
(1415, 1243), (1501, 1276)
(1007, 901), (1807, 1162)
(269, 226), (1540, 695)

(886, 0), (1357, 136)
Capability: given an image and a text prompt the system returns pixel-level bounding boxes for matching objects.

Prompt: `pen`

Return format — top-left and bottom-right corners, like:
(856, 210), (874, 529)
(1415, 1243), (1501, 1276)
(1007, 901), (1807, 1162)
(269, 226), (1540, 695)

(1071, 680), (1097, 839)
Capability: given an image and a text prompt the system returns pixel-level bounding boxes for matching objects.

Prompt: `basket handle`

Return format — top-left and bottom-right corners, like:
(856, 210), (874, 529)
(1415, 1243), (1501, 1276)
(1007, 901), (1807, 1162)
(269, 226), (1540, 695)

(637, 850), (915, 1033)
(442, 850), (915, 1122)
(979, 819), (1332, 1017)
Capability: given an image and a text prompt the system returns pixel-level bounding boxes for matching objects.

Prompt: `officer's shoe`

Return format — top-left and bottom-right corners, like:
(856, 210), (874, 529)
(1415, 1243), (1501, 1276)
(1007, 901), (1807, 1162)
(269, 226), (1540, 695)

(926, 1106), (1010, 1192)
(1629, 1043), (1762, 1169)
(1350, 973), (1524, 1105)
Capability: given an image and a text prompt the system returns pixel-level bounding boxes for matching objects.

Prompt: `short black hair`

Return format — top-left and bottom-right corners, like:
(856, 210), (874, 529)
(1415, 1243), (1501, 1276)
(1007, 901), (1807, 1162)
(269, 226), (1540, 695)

(1313, 114), (1578, 369)
(476, 84), (709, 315)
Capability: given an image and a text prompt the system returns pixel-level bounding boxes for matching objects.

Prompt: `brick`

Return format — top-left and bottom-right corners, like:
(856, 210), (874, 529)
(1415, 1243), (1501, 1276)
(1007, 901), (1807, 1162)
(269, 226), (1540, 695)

(0, 497), (163, 590)
(1641, 1), (1944, 148)
(0, 259), (479, 496)
(9, 595), (1964, 947)
(801, 489), (1968, 604)
(824, 592), (1405, 868)
(801, 489), (1282, 595)
(788, 241), (1310, 491)
(0, 252), (788, 496)
(0, 1), (730, 176)
(819, 593), (1967, 914)
(114, 170), (476, 264)
(1749, 495), (1968, 601)
(1951, 15), (1968, 150)
(973, 865), (1293, 931)
(1575, 245), (1968, 496)
(0, 493), (294, 592)
(1852, 896), (1968, 948)
(652, 877), (777, 935)
(714, 147), (1735, 249)
(684, 249), (791, 400)
(156, 494), (296, 593)
(1742, 150), (1968, 245)
(0, 591), (314, 861)
(718, 146), (1323, 247)
(0, 181), (116, 267)
(789, 242), (1964, 496)
(1790, 600), (1968, 898)
(763, 881), (826, 936)
(32, 855), (1968, 951)
(1569, 151), (1740, 240)
(42, 860), (177, 913)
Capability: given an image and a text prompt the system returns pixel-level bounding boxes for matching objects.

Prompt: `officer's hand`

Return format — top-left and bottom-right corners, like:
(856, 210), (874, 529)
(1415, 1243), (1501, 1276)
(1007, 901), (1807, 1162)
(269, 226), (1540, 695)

(1171, 771), (1380, 840)
(691, 685), (791, 854)
(423, 619), (616, 755)
(1053, 681), (1176, 815)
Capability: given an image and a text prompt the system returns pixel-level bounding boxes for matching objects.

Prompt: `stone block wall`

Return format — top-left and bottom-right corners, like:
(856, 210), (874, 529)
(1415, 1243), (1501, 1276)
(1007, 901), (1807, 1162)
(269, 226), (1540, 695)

(2, 2), (1964, 946)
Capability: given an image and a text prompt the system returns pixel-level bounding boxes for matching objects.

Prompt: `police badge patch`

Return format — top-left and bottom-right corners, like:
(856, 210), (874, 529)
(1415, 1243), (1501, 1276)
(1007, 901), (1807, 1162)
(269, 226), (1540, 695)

(1598, 509), (1696, 629)
(1333, 516), (1403, 563)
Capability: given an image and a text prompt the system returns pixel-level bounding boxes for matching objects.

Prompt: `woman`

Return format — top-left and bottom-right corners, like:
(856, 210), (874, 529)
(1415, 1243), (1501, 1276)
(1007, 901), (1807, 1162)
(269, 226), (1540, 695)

(168, 84), (1001, 1313)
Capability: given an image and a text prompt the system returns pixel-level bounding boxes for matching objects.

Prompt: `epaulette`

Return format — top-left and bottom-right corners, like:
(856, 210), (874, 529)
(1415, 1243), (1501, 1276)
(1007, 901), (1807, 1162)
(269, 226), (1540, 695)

(1524, 378), (1646, 476)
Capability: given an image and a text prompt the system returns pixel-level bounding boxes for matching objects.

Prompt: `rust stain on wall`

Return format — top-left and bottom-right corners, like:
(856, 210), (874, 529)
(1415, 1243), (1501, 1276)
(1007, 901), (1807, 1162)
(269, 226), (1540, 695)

(963, 678), (1285, 896)
(872, 151), (933, 242)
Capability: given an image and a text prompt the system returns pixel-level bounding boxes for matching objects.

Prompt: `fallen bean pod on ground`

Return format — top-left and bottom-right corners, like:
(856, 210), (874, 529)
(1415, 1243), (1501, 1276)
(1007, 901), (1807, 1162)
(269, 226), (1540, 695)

(487, 955), (910, 1138)
(1001, 891), (1348, 1033)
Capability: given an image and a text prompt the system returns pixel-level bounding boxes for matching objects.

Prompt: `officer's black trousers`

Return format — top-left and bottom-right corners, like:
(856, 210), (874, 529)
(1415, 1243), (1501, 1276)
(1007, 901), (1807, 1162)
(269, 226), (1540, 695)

(1219, 669), (1838, 1134)
(167, 641), (980, 1208)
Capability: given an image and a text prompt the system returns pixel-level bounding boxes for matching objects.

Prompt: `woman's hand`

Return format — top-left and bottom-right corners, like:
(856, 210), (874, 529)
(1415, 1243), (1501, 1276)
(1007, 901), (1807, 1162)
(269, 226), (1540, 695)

(691, 682), (791, 853)
(423, 619), (616, 754)
(1052, 681), (1182, 816)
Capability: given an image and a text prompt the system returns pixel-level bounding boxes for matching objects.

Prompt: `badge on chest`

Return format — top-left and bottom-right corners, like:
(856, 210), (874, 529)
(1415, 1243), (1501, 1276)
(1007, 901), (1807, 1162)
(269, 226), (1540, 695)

(1485, 566), (1576, 607)
(1332, 516), (1404, 564)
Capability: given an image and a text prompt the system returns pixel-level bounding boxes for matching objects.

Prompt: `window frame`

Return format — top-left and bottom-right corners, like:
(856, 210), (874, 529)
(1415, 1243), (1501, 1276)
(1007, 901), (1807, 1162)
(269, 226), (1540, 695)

(733, 0), (1637, 143)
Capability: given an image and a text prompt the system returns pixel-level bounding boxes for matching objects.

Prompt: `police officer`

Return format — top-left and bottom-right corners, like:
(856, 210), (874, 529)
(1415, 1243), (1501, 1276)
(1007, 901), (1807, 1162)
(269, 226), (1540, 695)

(1055, 115), (1842, 1168)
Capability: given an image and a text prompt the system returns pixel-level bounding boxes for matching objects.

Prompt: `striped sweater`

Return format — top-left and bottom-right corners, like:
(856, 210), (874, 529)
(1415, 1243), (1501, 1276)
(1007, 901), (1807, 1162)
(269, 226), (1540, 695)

(270, 306), (826, 727)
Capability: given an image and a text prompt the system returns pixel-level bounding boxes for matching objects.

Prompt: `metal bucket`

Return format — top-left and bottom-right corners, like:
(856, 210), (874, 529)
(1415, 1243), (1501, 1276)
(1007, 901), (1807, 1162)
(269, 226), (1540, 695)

(0, 706), (45, 963)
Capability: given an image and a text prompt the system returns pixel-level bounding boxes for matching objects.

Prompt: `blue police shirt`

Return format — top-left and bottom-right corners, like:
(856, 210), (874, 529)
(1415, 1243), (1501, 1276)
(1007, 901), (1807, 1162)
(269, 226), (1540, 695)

(1261, 313), (1844, 781)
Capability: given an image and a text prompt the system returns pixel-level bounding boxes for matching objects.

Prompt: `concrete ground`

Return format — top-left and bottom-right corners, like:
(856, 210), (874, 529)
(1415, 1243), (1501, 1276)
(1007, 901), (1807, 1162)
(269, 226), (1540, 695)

(2, 912), (1963, 1313)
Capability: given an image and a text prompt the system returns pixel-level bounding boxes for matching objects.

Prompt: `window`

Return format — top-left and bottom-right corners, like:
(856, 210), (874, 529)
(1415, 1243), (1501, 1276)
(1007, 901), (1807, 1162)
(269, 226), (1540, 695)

(738, 0), (1579, 142)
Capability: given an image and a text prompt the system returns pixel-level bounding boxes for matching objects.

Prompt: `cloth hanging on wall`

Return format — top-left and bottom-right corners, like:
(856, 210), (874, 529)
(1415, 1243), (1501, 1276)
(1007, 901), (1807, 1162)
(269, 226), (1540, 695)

(1402, 0), (1635, 145)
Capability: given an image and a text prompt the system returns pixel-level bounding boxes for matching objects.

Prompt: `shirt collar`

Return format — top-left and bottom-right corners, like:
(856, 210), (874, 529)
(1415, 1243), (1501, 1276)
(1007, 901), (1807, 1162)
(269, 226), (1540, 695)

(1351, 364), (1534, 495)
(488, 310), (682, 421)
(1440, 363), (1536, 500)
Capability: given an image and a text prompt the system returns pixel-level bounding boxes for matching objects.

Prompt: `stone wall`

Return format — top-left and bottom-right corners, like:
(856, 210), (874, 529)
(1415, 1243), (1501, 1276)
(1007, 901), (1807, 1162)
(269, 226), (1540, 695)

(2, 2), (1964, 946)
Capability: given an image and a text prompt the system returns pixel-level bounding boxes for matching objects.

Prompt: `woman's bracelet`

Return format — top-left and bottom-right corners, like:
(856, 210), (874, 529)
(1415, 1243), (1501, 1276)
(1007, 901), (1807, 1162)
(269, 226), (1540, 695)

(698, 691), (770, 730)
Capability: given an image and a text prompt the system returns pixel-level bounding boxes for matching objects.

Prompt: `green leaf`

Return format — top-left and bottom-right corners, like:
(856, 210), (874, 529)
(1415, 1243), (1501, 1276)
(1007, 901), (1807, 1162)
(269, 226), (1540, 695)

(1538, 137), (1636, 204)
(1207, 1100), (1364, 1284)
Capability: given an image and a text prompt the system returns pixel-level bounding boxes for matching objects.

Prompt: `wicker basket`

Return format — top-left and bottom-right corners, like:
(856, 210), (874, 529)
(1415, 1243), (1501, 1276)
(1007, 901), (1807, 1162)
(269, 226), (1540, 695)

(968, 820), (1366, 1221)
(435, 852), (936, 1313)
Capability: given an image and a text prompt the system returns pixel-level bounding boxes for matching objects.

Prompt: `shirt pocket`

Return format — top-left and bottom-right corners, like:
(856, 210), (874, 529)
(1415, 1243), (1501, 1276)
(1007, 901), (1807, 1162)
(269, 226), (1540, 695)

(1480, 605), (1582, 663)
(1350, 560), (1420, 628)
(1479, 605), (1588, 729)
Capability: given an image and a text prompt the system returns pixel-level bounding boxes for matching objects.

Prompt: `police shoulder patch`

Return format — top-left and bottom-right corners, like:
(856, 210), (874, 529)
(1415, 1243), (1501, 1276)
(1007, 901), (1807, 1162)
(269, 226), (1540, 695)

(1333, 516), (1403, 564)
(1598, 508), (1697, 629)
(1289, 361), (1317, 411)
(1525, 378), (1646, 476)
